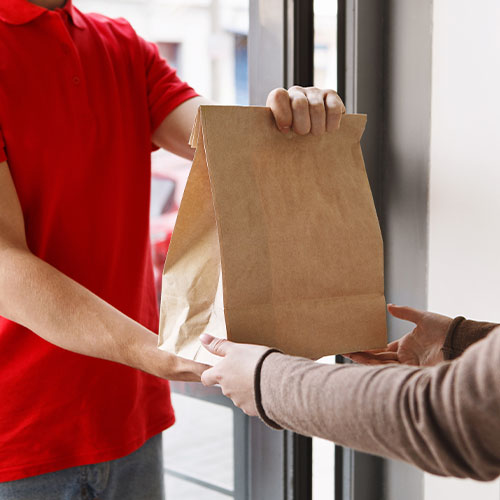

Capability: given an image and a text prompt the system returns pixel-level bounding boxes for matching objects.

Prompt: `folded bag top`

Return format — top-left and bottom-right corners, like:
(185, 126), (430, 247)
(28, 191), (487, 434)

(158, 105), (387, 363)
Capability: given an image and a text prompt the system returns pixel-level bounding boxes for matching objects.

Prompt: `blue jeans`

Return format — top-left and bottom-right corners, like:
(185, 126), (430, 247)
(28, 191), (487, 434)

(0, 434), (165, 500)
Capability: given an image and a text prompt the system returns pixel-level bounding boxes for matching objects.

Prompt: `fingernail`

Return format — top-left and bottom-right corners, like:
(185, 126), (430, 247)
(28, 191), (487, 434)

(280, 126), (290, 134)
(199, 333), (213, 344)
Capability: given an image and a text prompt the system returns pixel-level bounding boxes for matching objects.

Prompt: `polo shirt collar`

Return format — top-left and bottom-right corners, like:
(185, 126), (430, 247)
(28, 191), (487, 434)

(0, 0), (85, 29)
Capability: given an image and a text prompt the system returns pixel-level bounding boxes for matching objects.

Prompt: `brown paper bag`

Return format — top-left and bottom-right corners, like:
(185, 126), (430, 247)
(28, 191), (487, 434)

(158, 105), (387, 362)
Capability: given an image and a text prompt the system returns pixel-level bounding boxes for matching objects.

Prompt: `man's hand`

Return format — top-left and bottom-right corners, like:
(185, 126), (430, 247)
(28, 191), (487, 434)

(153, 87), (344, 158)
(0, 161), (208, 383)
(200, 334), (269, 416)
(267, 86), (345, 136)
(346, 304), (453, 367)
(153, 351), (208, 382)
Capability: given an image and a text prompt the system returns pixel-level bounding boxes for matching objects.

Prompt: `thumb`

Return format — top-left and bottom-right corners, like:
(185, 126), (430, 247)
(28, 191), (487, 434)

(387, 304), (425, 324)
(200, 334), (232, 357)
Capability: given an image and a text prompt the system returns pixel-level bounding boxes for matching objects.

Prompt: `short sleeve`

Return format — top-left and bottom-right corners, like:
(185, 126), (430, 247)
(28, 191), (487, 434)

(139, 38), (199, 133)
(0, 127), (7, 163)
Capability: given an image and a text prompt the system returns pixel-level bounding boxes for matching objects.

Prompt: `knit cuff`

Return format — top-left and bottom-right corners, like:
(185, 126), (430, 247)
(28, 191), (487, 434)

(442, 317), (498, 361)
(442, 316), (466, 361)
(254, 349), (283, 430)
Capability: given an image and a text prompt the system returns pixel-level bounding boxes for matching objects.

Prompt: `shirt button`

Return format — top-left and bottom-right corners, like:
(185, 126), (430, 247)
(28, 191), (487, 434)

(73, 76), (81, 85)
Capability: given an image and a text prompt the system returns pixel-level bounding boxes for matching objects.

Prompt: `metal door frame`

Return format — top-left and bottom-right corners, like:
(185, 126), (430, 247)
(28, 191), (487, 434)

(336, 1), (433, 499)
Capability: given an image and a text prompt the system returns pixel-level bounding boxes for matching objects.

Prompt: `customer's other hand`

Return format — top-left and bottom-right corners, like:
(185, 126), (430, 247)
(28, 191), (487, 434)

(346, 304), (453, 367)
(267, 86), (345, 136)
(199, 334), (270, 416)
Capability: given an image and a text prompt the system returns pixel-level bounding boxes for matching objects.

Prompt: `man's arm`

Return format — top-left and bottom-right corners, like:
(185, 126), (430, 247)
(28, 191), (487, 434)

(0, 161), (206, 380)
(152, 96), (212, 160)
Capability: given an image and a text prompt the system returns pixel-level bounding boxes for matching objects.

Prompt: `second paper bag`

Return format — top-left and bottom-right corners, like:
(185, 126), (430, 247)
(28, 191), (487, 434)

(158, 105), (387, 362)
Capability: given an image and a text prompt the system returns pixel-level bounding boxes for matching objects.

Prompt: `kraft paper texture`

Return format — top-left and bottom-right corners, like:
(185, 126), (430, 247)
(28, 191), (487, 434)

(158, 105), (387, 363)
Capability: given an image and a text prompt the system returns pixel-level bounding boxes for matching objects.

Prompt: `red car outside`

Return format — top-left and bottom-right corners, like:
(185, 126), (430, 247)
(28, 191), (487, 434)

(150, 151), (190, 300)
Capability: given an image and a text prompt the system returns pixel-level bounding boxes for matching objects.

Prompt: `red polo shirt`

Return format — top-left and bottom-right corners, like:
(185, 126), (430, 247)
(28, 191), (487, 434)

(0, 0), (198, 482)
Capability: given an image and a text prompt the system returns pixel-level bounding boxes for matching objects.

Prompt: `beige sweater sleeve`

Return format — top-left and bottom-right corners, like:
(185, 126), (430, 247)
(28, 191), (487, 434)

(256, 326), (500, 481)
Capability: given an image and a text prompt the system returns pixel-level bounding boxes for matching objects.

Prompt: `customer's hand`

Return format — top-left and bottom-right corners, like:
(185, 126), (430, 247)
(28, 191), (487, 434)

(267, 86), (345, 136)
(199, 334), (269, 416)
(346, 305), (453, 367)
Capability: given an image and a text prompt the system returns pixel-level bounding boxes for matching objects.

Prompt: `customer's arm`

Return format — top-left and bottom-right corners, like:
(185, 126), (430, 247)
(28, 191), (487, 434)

(0, 161), (206, 380)
(201, 328), (500, 481)
(259, 329), (500, 480)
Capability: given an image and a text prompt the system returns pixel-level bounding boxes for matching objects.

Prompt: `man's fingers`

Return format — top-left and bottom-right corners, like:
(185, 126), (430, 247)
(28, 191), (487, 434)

(346, 351), (399, 364)
(201, 366), (219, 387)
(304, 88), (326, 136)
(347, 354), (400, 366)
(266, 88), (293, 133)
(170, 357), (210, 382)
(267, 86), (346, 136)
(386, 340), (400, 352)
(387, 304), (425, 324)
(372, 352), (399, 361)
(288, 87), (311, 135)
(186, 359), (210, 380)
(354, 347), (387, 355)
(324, 90), (345, 132)
(200, 334), (232, 357)
(345, 340), (399, 357)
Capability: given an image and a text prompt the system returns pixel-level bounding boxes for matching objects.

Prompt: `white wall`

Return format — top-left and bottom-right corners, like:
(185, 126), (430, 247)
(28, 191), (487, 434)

(427, 0), (500, 498)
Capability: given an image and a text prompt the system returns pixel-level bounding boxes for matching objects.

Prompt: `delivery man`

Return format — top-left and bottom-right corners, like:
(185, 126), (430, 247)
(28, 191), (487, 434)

(0, 0), (344, 498)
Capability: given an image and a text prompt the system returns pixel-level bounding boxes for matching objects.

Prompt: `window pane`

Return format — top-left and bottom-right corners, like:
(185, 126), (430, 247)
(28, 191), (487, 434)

(314, 0), (338, 90)
(163, 394), (234, 492)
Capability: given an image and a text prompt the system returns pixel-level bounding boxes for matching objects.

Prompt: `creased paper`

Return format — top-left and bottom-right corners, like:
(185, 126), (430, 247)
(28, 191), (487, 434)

(158, 106), (387, 362)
